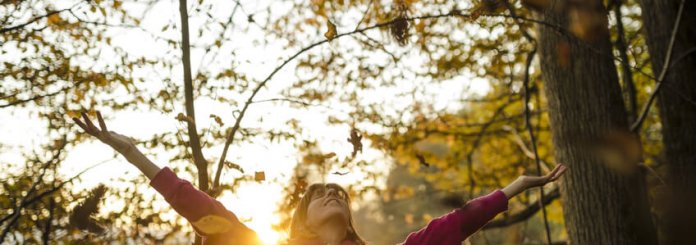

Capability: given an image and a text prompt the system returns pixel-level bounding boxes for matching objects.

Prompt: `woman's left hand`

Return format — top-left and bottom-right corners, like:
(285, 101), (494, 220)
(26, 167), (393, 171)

(501, 164), (568, 199)
(518, 164), (568, 189)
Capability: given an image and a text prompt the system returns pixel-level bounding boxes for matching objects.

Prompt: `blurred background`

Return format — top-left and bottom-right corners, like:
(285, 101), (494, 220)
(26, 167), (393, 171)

(2, 0), (692, 244)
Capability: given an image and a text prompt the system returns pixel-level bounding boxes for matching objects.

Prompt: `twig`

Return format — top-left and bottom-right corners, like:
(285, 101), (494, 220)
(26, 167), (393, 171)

(630, 0), (686, 132)
(0, 2), (81, 34)
(483, 187), (560, 229)
(522, 47), (552, 245)
(0, 81), (84, 108)
(212, 10), (492, 189)
(354, 0), (374, 31)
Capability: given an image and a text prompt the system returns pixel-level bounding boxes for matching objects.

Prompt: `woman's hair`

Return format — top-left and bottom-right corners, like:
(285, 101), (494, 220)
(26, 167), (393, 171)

(288, 183), (366, 245)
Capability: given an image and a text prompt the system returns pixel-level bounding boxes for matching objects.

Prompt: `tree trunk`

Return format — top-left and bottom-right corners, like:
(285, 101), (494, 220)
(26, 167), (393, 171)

(638, 0), (696, 243)
(537, 0), (658, 244)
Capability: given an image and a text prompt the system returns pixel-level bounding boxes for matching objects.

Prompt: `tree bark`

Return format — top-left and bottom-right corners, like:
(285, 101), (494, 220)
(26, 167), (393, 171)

(537, 0), (658, 244)
(637, 0), (696, 243)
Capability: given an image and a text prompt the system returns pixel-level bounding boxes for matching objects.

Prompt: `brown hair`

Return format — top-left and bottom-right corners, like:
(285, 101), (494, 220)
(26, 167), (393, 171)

(288, 183), (366, 245)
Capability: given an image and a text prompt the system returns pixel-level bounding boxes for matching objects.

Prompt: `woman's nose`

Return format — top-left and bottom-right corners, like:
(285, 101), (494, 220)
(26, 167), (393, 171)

(326, 188), (338, 197)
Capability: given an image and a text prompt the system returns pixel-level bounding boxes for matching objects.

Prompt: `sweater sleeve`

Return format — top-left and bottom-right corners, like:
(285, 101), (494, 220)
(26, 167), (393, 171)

(150, 167), (260, 243)
(400, 190), (508, 245)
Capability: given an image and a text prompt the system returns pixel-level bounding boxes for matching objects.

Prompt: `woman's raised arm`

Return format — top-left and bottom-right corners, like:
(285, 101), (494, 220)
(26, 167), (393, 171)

(400, 164), (567, 245)
(73, 111), (261, 243)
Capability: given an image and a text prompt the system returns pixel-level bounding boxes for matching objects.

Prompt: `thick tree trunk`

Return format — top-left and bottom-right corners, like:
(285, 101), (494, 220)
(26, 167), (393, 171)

(638, 0), (696, 243)
(537, 0), (658, 244)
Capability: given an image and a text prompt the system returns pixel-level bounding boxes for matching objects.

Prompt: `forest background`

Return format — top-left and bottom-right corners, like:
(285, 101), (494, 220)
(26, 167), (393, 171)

(1, 0), (694, 244)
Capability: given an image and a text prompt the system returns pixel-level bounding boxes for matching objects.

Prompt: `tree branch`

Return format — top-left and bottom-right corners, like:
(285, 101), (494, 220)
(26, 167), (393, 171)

(212, 10), (494, 189)
(178, 0), (209, 192)
(630, 0), (686, 132)
(0, 81), (84, 108)
(483, 187), (560, 229)
(0, 4), (77, 34)
(209, 9), (584, 189)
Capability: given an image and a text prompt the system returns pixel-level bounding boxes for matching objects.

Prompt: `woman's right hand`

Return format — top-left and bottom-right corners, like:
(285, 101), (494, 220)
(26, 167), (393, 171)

(72, 111), (136, 155)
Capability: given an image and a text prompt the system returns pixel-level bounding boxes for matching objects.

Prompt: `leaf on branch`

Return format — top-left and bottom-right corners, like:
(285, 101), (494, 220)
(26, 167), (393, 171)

(175, 112), (194, 124)
(324, 20), (337, 41)
(224, 161), (244, 173)
(69, 184), (108, 234)
(255, 171), (266, 182)
(346, 128), (363, 158)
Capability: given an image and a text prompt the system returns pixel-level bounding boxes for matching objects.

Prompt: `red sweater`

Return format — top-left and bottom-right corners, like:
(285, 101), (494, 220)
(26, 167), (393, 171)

(150, 167), (508, 245)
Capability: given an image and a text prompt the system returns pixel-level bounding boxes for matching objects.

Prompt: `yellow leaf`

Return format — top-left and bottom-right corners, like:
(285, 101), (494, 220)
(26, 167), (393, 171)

(255, 171), (265, 181)
(324, 20), (337, 41)
(47, 14), (61, 26)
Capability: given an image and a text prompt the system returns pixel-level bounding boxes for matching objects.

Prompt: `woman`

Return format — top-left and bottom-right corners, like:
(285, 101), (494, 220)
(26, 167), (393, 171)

(73, 111), (567, 245)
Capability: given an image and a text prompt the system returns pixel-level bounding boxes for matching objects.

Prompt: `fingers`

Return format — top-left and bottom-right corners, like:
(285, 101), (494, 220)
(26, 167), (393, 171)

(96, 111), (108, 132)
(81, 111), (99, 133)
(72, 117), (89, 132)
(547, 164), (562, 178)
(549, 165), (568, 181)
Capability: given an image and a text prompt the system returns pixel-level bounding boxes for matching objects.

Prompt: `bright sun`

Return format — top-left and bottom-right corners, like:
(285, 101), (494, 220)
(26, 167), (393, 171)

(222, 182), (286, 245)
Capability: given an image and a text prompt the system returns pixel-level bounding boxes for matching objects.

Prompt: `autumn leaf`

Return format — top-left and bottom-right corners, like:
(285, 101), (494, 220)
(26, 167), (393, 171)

(593, 130), (642, 175)
(324, 20), (337, 41)
(47, 14), (62, 27)
(69, 185), (108, 234)
(255, 171), (266, 181)
(224, 161), (244, 173)
(390, 0), (410, 46)
(346, 128), (363, 158)
(210, 114), (224, 126)
(415, 153), (430, 167)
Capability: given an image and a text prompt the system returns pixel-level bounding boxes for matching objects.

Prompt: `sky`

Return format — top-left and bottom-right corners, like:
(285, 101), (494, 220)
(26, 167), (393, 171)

(0, 0), (489, 243)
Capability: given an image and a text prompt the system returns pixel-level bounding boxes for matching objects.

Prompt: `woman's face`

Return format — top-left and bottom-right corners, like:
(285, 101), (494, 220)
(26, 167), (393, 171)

(305, 185), (350, 229)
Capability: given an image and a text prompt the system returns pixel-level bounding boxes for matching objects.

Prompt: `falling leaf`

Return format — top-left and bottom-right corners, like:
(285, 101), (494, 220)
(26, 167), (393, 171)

(210, 114), (224, 126)
(346, 128), (363, 158)
(69, 185), (108, 234)
(390, 0), (410, 46)
(324, 20), (337, 41)
(224, 161), (244, 173)
(255, 171), (266, 181)
(567, 3), (608, 42)
(332, 171), (349, 175)
(415, 153), (430, 167)
(593, 130), (641, 175)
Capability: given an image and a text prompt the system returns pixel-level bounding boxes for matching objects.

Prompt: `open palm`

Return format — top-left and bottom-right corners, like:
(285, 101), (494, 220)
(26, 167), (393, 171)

(72, 111), (136, 154)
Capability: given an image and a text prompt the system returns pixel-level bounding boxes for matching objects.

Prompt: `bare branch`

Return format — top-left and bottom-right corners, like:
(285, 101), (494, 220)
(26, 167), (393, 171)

(0, 4), (78, 34)
(483, 187), (560, 229)
(630, 0), (686, 132)
(178, 0), (209, 192)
